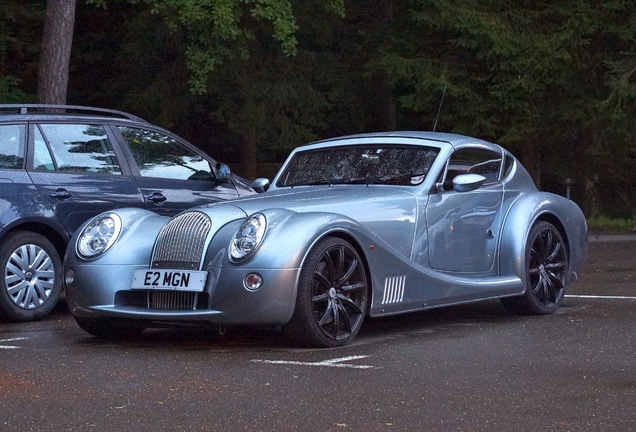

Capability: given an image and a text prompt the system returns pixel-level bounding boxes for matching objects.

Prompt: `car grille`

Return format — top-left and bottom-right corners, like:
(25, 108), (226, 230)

(148, 290), (197, 310)
(151, 211), (212, 270)
(115, 290), (209, 310)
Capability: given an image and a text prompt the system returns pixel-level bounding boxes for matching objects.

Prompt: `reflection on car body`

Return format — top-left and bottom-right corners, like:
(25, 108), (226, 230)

(64, 131), (588, 347)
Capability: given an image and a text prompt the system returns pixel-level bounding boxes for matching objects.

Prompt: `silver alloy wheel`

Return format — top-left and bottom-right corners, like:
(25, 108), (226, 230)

(4, 243), (56, 309)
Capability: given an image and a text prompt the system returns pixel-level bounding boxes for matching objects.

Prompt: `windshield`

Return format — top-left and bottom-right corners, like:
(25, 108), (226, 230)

(277, 145), (440, 187)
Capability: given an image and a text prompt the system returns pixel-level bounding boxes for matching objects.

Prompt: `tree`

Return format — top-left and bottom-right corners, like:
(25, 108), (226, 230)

(37, 0), (77, 104)
(83, 0), (344, 178)
(377, 1), (602, 195)
(145, 0), (344, 178)
(0, 1), (42, 102)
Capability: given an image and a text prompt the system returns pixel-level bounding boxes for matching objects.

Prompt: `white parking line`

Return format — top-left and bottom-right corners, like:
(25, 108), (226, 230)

(0, 337), (29, 349)
(252, 355), (373, 369)
(566, 295), (636, 300)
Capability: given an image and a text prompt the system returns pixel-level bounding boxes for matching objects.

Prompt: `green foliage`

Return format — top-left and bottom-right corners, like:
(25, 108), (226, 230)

(0, 0), (42, 100)
(3, 0), (636, 211)
(587, 216), (636, 234)
(0, 76), (35, 103)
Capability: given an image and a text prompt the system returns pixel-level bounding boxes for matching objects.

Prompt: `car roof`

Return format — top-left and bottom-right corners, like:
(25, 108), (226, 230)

(0, 104), (150, 125)
(306, 131), (495, 150)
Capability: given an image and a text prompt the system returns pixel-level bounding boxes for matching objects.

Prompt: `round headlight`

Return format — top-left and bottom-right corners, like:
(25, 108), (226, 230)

(76, 213), (122, 260)
(229, 213), (266, 262)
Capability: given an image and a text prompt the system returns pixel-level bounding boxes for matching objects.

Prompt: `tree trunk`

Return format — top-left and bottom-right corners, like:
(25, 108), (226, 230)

(370, 0), (396, 130)
(241, 132), (258, 180)
(37, 0), (77, 104)
(520, 138), (541, 189)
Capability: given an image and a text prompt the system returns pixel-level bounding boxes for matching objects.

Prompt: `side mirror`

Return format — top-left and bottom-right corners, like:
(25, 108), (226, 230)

(214, 162), (231, 182)
(252, 177), (270, 193)
(453, 174), (486, 192)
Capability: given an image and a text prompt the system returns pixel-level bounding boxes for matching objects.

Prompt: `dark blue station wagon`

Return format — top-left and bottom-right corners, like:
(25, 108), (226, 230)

(0, 104), (254, 322)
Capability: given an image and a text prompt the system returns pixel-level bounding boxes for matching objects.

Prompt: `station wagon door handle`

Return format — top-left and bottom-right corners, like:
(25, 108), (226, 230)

(145, 192), (167, 204)
(50, 188), (71, 200)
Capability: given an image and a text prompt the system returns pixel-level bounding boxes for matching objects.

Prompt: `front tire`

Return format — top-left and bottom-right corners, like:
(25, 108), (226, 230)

(284, 237), (368, 348)
(0, 232), (63, 322)
(501, 221), (568, 315)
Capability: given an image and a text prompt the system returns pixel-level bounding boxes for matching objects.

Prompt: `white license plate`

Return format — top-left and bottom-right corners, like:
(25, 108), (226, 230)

(131, 269), (207, 292)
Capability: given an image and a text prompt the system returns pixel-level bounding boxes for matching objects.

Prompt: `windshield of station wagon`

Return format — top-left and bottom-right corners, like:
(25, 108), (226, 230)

(277, 145), (440, 187)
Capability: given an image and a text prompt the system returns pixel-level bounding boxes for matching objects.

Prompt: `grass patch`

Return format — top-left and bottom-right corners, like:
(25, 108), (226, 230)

(587, 216), (636, 234)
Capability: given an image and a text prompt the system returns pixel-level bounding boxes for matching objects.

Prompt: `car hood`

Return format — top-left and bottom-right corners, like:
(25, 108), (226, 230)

(221, 185), (420, 257)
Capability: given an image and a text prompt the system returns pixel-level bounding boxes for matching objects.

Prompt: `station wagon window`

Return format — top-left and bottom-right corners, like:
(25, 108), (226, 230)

(118, 126), (213, 181)
(33, 124), (122, 174)
(277, 145), (440, 187)
(0, 124), (25, 169)
(441, 147), (502, 189)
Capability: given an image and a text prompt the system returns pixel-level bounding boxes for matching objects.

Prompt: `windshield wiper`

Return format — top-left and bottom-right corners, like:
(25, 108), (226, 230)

(375, 173), (426, 185)
(288, 180), (333, 187)
(289, 178), (370, 187)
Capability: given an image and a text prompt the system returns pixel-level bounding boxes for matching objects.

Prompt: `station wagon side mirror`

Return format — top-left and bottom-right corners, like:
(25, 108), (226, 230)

(214, 162), (231, 182)
(453, 173), (486, 192)
(252, 177), (270, 193)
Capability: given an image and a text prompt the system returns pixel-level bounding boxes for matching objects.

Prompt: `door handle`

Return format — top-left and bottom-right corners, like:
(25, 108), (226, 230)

(50, 189), (71, 199)
(145, 192), (167, 204)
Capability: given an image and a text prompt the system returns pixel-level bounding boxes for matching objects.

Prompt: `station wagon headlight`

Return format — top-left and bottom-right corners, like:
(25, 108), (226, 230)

(76, 213), (122, 260)
(229, 213), (266, 262)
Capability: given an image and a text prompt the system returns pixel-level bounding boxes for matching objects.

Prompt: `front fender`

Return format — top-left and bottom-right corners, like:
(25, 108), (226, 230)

(199, 209), (370, 324)
(206, 208), (368, 271)
(64, 207), (169, 267)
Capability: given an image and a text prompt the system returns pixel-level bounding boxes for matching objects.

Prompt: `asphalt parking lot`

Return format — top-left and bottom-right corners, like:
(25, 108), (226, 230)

(0, 237), (635, 432)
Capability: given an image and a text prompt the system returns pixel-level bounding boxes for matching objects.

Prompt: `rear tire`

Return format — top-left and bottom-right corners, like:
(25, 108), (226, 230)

(501, 221), (568, 315)
(0, 231), (63, 322)
(284, 237), (368, 347)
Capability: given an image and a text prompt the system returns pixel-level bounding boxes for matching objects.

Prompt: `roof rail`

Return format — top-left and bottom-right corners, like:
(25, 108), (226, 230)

(0, 104), (149, 123)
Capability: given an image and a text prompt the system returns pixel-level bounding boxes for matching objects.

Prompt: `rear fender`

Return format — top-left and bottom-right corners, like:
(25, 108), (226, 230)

(499, 193), (587, 290)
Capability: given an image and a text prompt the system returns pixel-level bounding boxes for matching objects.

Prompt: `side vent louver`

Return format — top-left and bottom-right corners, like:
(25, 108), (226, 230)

(381, 274), (406, 305)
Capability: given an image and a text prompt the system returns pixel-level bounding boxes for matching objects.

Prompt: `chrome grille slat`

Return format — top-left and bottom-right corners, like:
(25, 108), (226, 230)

(147, 290), (197, 310)
(151, 211), (212, 270)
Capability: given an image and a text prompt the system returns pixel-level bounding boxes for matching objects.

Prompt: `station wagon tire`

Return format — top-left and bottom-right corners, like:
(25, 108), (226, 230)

(501, 221), (568, 315)
(284, 237), (368, 348)
(74, 316), (145, 340)
(0, 232), (63, 322)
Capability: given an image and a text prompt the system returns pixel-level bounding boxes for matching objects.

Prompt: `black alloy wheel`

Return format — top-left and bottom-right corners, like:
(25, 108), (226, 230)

(285, 236), (368, 347)
(501, 221), (568, 315)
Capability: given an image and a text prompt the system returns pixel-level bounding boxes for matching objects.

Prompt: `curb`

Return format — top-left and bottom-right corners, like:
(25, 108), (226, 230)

(588, 234), (636, 243)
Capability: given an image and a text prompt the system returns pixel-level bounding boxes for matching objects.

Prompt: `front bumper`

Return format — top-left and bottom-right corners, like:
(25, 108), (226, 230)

(65, 263), (300, 326)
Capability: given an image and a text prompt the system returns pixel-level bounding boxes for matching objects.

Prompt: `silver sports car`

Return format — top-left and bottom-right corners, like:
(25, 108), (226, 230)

(64, 132), (587, 347)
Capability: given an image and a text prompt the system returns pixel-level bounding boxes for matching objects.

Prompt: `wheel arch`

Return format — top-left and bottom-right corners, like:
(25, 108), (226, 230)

(499, 192), (586, 290)
(1, 222), (69, 260)
(263, 210), (375, 318)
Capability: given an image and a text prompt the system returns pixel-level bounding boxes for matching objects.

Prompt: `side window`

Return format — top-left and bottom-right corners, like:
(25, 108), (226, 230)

(35, 124), (122, 174)
(118, 126), (213, 181)
(502, 153), (515, 179)
(444, 148), (502, 188)
(33, 127), (55, 170)
(0, 124), (25, 169)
